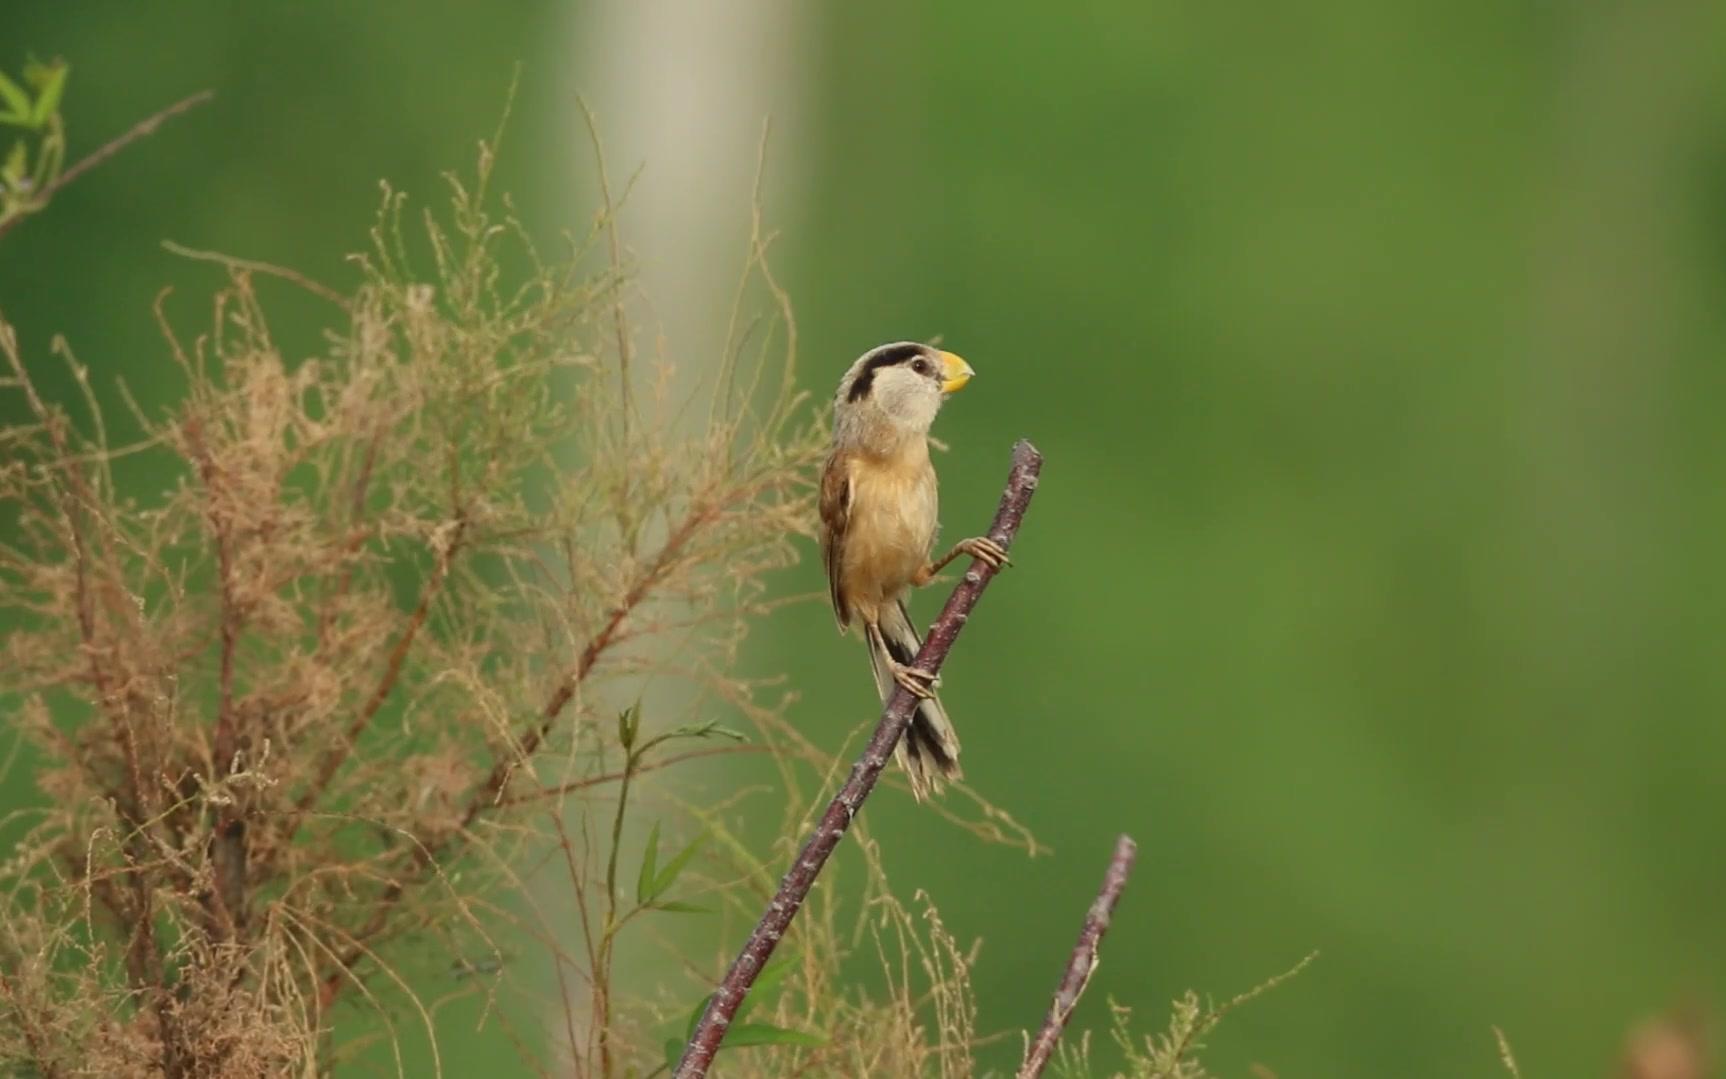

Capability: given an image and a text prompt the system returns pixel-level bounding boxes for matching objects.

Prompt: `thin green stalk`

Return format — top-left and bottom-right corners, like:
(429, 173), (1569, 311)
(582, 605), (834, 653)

(596, 716), (642, 1079)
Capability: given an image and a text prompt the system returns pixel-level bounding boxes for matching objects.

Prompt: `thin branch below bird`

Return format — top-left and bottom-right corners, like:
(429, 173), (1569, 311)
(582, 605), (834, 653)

(1018, 833), (1139, 1078)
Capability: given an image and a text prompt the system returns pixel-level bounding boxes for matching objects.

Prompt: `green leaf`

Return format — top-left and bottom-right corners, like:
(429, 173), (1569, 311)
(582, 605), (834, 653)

(635, 821), (661, 904)
(616, 704), (639, 750)
(648, 834), (704, 900)
(2, 141), (25, 186)
(647, 900), (712, 914)
(663, 1038), (684, 1074)
(720, 1022), (826, 1049)
(27, 63), (67, 127)
(0, 72), (30, 126)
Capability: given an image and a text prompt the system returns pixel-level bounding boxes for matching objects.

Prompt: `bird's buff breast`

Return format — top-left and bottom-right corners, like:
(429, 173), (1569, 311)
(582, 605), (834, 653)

(841, 460), (938, 610)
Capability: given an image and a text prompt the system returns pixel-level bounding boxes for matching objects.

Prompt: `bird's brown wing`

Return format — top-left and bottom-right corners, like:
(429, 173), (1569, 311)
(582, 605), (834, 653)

(818, 452), (853, 631)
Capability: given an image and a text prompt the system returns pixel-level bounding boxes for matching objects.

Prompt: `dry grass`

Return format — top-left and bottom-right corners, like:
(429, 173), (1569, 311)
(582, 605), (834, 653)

(1048, 954), (1317, 1079)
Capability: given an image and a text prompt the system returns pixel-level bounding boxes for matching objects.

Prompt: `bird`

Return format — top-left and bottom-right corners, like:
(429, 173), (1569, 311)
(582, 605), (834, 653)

(818, 341), (1009, 798)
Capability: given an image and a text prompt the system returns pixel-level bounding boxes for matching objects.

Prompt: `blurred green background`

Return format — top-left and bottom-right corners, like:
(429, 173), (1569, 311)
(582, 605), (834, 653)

(6, 3), (1726, 1076)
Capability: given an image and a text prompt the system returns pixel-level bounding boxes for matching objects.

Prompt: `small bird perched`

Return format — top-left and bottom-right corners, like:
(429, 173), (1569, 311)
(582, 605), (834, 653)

(818, 342), (1009, 798)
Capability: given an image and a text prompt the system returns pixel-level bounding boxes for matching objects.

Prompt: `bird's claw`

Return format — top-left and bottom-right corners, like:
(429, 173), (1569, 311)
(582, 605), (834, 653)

(890, 662), (940, 699)
(960, 536), (1012, 570)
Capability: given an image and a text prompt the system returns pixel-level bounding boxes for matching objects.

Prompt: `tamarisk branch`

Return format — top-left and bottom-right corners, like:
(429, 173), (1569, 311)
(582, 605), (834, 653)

(1018, 833), (1139, 1078)
(672, 439), (1044, 1079)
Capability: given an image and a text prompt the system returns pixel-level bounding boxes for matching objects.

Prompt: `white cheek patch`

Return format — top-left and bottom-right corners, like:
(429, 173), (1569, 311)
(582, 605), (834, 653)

(879, 369), (938, 406)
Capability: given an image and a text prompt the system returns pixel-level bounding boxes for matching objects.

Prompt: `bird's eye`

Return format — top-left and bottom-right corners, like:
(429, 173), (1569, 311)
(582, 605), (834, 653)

(910, 357), (930, 375)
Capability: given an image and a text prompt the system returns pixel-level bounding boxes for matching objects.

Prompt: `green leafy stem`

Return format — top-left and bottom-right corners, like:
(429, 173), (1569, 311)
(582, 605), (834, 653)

(597, 709), (821, 1077)
(0, 57), (70, 230)
(0, 58), (212, 244)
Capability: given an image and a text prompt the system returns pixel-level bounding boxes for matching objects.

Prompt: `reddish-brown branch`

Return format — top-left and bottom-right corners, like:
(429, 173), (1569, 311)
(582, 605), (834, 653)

(312, 498), (718, 1009)
(672, 439), (1044, 1079)
(312, 423), (385, 648)
(208, 515), (239, 775)
(288, 514), (468, 837)
(181, 415), (240, 773)
(460, 499), (715, 831)
(1018, 834), (1138, 1079)
(183, 416), (251, 941)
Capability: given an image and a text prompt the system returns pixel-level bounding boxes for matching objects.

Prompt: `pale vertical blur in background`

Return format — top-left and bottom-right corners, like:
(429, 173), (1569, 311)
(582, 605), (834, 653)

(4, 3), (1726, 1076)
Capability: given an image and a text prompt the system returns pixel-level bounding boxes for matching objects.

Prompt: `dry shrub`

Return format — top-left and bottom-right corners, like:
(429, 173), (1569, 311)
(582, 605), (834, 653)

(0, 125), (1053, 1078)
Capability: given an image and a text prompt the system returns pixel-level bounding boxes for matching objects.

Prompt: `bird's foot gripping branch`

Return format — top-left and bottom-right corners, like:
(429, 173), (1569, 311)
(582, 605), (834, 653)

(674, 439), (1044, 1078)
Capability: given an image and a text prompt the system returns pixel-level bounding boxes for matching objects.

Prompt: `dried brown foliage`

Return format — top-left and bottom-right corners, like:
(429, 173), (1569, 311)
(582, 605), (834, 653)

(0, 123), (830, 1072)
(0, 120), (1059, 1077)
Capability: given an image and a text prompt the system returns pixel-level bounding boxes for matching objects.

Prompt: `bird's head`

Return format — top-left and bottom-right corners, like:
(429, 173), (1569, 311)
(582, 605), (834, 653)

(835, 341), (974, 438)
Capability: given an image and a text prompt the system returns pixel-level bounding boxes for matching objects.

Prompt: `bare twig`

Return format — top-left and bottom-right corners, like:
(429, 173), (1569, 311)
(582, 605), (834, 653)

(1018, 834), (1138, 1078)
(672, 439), (1044, 1079)
(161, 241), (351, 310)
(0, 90), (214, 242)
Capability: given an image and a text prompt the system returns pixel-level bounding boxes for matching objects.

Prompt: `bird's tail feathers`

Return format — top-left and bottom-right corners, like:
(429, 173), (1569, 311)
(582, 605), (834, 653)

(865, 601), (962, 799)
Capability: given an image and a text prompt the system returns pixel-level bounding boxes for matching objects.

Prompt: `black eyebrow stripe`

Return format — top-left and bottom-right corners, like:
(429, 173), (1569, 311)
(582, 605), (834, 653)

(846, 344), (925, 402)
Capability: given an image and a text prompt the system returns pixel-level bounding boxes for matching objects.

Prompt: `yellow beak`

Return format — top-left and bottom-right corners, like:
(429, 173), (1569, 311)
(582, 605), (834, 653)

(939, 351), (974, 394)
